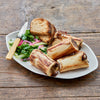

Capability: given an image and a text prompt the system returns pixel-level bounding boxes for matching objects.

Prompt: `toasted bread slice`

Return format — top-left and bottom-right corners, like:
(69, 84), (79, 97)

(39, 35), (51, 44)
(30, 18), (52, 36)
(39, 24), (56, 44)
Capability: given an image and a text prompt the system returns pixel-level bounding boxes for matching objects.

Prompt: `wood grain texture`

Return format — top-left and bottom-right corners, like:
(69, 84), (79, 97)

(0, 0), (100, 99)
(0, 0), (25, 34)
(0, 56), (99, 87)
(23, 97), (100, 100)
(25, 0), (100, 33)
(0, 86), (100, 99)
(0, 0), (100, 35)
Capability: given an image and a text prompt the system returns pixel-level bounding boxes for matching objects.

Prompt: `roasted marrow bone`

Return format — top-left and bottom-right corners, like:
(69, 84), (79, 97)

(30, 49), (59, 76)
(52, 31), (83, 49)
(57, 51), (89, 73)
(47, 37), (78, 60)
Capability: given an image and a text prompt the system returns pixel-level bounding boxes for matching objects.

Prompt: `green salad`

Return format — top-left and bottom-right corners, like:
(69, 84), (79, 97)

(9, 30), (48, 61)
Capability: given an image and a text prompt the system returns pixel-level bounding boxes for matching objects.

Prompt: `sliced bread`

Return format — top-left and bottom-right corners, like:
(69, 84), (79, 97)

(30, 18), (52, 36)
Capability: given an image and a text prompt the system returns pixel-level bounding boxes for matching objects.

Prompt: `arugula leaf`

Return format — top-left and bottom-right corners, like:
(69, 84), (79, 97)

(35, 36), (40, 40)
(21, 30), (34, 42)
(40, 47), (47, 54)
(25, 30), (30, 35)
(22, 35), (27, 40)
(8, 39), (14, 47)
(16, 43), (35, 59)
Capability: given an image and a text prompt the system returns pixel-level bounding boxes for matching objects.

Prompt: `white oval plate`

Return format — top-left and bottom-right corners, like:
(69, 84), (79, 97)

(6, 31), (98, 79)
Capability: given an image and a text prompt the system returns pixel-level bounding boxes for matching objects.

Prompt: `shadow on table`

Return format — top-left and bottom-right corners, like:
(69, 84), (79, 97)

(14, 63), (99, 87)
(7, 59), (99, 87)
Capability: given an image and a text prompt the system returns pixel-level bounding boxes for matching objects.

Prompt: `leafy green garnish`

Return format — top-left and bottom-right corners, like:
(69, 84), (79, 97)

(35, 36), (40, 40)
(21, 30), (34, 42)
(8, 30), (48, 61)
(16, 43), (36, 59)
(8, 39), (14, 47)
(40, 47), (47, 54)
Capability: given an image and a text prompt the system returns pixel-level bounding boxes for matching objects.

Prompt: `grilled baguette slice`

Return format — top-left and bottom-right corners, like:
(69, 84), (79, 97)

(30, 18), (52, 36)
(39, 24), (56, 44)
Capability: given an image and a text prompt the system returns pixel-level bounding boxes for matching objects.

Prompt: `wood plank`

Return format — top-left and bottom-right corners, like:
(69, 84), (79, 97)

(0, 57), (99, 87)
(1, 0), (100, 99)
(0, 0), (100, 35)
(25, 0), (100, 33)
(0, 0), (25, 35)
(1, 33), (100, 58)
(0, 35), (7, 58)
(0, 71), (99, 87)
(23, 97), (100, 100)
(0, 86), (100, 99)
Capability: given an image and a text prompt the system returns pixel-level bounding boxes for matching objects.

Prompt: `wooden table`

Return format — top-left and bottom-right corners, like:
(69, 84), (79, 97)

(0, 0), (100, 99)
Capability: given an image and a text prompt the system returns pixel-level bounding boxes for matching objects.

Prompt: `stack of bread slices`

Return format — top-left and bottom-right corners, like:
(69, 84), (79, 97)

(30, 18), (56, 44)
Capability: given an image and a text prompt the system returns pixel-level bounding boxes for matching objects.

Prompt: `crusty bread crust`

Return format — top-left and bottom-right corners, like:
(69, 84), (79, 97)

(39, 24), (56, 44)
(39, 35), (51, 44)
(51, 24), (56, 38)
(30, 18), (52, 36)
(52, 24), (56, 34)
